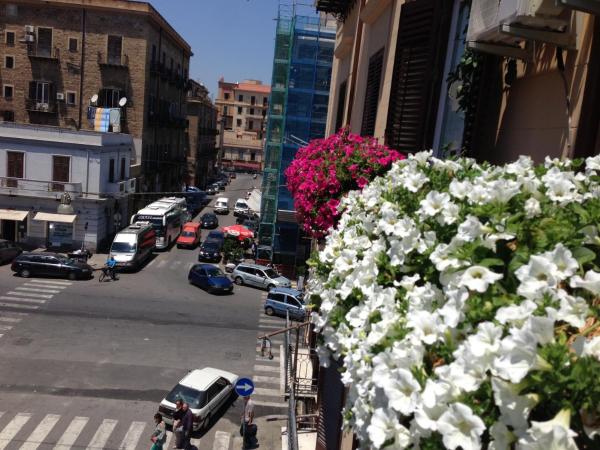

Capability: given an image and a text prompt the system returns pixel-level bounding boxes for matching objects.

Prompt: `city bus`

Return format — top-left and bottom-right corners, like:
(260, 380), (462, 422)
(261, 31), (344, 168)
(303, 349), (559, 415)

(130, 197), (187, 250)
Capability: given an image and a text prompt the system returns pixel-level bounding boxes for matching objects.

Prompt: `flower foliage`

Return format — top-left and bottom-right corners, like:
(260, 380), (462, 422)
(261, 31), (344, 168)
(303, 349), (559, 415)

(308, 152), (600, 449)
(284, 129), (404, 238)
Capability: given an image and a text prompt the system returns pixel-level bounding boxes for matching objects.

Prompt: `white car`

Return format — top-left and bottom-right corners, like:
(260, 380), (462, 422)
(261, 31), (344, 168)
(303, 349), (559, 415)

(158, 367), (239, 431)
(233, 199), (249, 217)
(214, 197), (230, 215)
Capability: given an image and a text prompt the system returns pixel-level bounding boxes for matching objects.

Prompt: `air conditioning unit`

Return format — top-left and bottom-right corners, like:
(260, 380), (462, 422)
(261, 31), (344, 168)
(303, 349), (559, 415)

(128, 178), (137, 192)
(23, 34), (34, 43)
(24, 25), (34, 34)
(56, 92), (65, 101)
(467, 0), (571, 45)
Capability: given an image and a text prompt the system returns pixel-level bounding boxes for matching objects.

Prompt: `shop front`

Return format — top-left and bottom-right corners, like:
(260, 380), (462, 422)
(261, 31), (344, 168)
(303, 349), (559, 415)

(0, 209), (29, 242)
(33, 212), (77, 249)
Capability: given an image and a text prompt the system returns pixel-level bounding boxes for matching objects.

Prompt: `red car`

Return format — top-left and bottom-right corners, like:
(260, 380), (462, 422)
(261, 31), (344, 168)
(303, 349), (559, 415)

(177, 222), (202, 249)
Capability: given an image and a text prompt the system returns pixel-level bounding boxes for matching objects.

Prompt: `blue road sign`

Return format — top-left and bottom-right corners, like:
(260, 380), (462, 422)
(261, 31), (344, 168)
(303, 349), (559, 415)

(235, 377), (255, 397)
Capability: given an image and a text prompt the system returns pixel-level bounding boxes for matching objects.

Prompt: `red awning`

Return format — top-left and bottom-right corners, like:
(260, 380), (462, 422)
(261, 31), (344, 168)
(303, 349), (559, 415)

(224, 161), (261, 170)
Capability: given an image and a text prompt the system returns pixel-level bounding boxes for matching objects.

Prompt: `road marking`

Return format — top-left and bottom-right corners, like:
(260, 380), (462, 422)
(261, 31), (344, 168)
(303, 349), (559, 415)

(0, 325), (12, 331)
(212, 431), (231, 450)
(85, 419), (117, 450)
(53, 416), (89, 450)
(0, 302), (39, 310)
(0, 296), (47, 304)
(252, 375), (281, 384)
(147, 259), (156, 267)
(6, 291), (53, 299)
(252, 400), (288, 408)
(16, 287), (60, 294)
(259, 317), (285, 324)
(118, 421), (145, 450)
(255, 355), (280, 363)
(0, 316), (22, 322)
(157, 260), (167, 269)
(23, 282), (66, 289)
(29, 279), (71, 286)
(253, 387), (281, 397)
(0, 334), (3, 339)
(254, 364), (281, 372)
(232, 436), (244, 449)
(0, 413), (32, 450)
(19, 413), (61, 450)
(258, 323), (282, 330)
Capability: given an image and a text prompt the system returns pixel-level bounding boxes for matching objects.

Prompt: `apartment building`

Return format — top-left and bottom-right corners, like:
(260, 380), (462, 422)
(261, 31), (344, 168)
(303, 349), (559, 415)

(0, 0), (192, 193)
(185, 80), (218, 189)
(0, 123), (133, 251)
(215, 78), (269, 172)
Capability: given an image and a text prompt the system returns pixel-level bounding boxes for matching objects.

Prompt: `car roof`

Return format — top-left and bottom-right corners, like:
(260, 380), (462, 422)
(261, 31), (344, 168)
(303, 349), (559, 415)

(183, 222), (201, 228)
(208, 230), (224, 235)
(270, 287), (303, 297)
(215, 197), (228, 202)
(21, 251), (62, 258)
(237, 263), (272, 270)
(179, 367), (235, 391)
(196, 263), (220, 271)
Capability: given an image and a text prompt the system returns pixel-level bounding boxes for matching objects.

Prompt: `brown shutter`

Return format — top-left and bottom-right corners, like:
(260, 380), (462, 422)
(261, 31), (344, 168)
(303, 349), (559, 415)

(335, 80), (348, 133)
(316, 357), (345, 450)
(385, 0), (452, 152)
(360, 47), (384, 137)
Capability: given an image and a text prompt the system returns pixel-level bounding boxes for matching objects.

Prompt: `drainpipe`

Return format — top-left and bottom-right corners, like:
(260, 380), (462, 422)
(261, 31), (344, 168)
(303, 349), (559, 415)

(77, 8), (86, 130)
(345, 0), (365, 125)
(85, 149), (90, 198)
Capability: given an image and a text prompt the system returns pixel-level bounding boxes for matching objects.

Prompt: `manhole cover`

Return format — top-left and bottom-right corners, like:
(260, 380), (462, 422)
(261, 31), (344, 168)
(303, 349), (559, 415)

(225, 352), (241, 360)
(12, 337), (32, 346)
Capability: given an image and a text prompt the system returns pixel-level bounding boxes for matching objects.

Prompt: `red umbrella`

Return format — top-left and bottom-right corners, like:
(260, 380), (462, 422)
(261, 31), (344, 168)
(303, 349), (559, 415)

(222, 224), (254, 241)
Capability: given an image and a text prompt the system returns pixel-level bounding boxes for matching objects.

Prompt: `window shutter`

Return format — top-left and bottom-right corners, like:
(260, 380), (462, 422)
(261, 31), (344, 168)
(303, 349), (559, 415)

(316, 357), (345, 450)
(361, 48), (385, 137)
(335, 80), (347, 133)
(385, 0), (452, 152)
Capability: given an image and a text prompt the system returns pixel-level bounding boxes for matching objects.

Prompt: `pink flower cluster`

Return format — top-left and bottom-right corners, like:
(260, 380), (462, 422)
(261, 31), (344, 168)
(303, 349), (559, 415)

(285, 129), (404, 238)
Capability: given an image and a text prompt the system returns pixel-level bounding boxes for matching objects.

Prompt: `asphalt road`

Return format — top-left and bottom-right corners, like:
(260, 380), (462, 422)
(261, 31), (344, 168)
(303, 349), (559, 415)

(0, 174), (287, 449)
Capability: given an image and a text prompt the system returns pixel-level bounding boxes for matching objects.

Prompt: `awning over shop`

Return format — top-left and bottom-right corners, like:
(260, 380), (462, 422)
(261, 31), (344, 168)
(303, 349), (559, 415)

(33, 212), (77, 223)
(0, 209), (28, 221)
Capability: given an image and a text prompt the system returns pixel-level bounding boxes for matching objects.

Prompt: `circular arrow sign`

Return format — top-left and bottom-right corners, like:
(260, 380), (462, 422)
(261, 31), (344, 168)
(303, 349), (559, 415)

(234, 377), (255, 397)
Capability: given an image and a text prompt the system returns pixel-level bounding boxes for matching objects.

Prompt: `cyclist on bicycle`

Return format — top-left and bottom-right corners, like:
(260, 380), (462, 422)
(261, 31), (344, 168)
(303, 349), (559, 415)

(105, 255), (118, 280)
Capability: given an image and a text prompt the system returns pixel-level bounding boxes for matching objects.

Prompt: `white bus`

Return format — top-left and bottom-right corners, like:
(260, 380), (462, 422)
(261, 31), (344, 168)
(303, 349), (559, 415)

(130, 197), (187, 250)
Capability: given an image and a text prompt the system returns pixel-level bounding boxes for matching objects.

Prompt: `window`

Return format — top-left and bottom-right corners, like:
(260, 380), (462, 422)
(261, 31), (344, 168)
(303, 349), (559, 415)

(98, 88), (125, 108)
(5, 31), (15, 45)
(287, 297), (302, 308)
(29, 81), (51, 103)
(263, 97), (268, 106)
(5, 4), (17, 17)
(66, 91), (76, 105)
(238, 94), (243, 102)
(109, 159), (115, 183)
(236, 118), (242, 127)
(335, 80), (347, 132)
(251, 95), (255, 105)
(107, 35), (122, 65)
(161, 51), (165, 64)
(2, 111), (14, 122)
(361, 48), (384, 137)
(3, 85), (13, 99)
(7, 151), (24, 178)
(120, 157), (126, 181)
(249, 108), (254, 115)
(36, 27), (53, 58)
(250, 152), (256, 161)
(224, 93), (230, 100)
(151, 44), (156, 63)
(68, 38), (78, 52)
(52, 155), (70, 191)
(4, 55), (14, 69)
(268, 293), (285, 303)
(223, 106), (228, 115)
(237, 106), (242, 114)
(248, 120), (254, 130)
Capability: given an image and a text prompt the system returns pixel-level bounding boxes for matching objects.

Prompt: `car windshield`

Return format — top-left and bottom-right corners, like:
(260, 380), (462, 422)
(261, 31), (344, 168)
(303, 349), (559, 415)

(111, 242), (136, 253)
(264, 269), (279, 278)
(236, 203), (247, 208)
(202, 243), (219, 251)
(206, 267), (224, 277)
(202, 215), (215, 221)
(165, 384), (206, 409)
(208, 232), (223, 239)
(181, 231), (196, 237)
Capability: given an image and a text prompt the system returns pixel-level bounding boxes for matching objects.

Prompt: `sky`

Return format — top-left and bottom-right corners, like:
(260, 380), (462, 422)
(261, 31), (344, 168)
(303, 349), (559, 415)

(148, 0), (285, 98)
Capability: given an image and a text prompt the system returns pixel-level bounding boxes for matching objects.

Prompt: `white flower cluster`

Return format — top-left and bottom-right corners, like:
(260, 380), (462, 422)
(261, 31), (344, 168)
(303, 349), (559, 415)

(308, 152), (600, 449)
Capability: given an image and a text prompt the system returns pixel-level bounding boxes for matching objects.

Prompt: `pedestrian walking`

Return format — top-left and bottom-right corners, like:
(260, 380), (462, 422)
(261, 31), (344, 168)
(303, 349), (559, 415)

(251, 241), (257, 261)
(150, 413), (167, 450)
(240, 395), (258, 449)
(172, 400), (185, 449)
(181, 402), (194, 449)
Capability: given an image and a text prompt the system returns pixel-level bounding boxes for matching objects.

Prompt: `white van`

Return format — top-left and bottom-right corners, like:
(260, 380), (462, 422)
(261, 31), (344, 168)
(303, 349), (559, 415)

(110, 222), (156, 269)
(214, 197), (230, 215)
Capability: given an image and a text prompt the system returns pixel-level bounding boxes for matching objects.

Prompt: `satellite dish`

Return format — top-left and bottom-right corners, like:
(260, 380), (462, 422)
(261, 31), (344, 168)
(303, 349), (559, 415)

(90, 94), (98, 104)
(119, 97), (127, 107)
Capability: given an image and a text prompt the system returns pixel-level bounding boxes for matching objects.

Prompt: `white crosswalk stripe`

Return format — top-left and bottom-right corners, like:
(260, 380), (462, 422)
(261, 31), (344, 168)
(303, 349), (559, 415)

(16, 287), (61, 294)
(252, 375), (280, 384)
(0, 325), (13, 331)
(0, 314), (26, 322)
(23, 283), (66, 290)
(0, 412), (31, 450)
(6, 291), (53, 299)
(232, 436), (244, 449)
(29, 279), (71, 286)
(157, 260), (167, 268)
(254, 364), (281, 373)
(147, 259), (156, 267)
(0, 296), (47, 304)
(257, 323), (282, 329)
(19, 413), (61, 450)
(212, 430), (231, 450)
(0, 302), (39, 310)
(85, 418), (117, 450)
(252, 399), (287, 408)
(53, 416), (89, 450)
(118, 421), (146, 450)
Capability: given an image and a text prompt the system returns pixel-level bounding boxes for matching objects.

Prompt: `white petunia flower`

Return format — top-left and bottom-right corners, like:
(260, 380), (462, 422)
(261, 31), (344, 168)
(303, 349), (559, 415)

(543, 244), (579, 280)
(581, 336), (600, 360)
(524, 197), (541, 218)
(449, 179), (471, 199)
(515, 255), (559, 299)
(491, 377), (539, 432)
(496, 300), (538, 326)
(457, 215), (484, 242)
(489, 421), (515, 450)
(419, 191), (451, 219)
(516, 409), (578, 450)
(367, 407), (411, 449)
(492, 326), (542, 383)
(407, 310), (445, 345)
(554, 290), (589, 328)
(459, 266), (503, 293)
(437, 403), (486, 450)
(570, 270), (600, 295)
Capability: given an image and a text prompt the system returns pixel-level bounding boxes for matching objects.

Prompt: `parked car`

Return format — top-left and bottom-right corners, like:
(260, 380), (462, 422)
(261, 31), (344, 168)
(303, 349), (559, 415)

(205, 230), (225, 246)
(110, 222), (156, 269)
(264, 287), (306, 320)
(229, 172), (237, 179)
(158, 367), (238, 432)
(188, 264), (233, 294)
(233, 199), (249, 217)
(216, 180), (227, 190)
(198, 240), (222, 262)
(214, 197), (230, 215)
(177, 222), (202, 249)
(0, 239), (22, 264)
(11, 252), (93, 280)
(200, 213), (219, 229)
(207, 185), (218, 196)
(231, 263), (291, 289)
(242, 219), (259, 233)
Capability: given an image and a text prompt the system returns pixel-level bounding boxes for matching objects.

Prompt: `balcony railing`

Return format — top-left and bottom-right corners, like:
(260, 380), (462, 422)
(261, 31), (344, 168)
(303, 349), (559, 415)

(98, 52), (129, 68)
(0, 177), (82, 198)
(25, 99), (57, 114)
(27, 46), (60, 60)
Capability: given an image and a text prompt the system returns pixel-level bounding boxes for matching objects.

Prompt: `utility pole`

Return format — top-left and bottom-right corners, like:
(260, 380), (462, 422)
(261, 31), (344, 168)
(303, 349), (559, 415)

(217, 115), (225, 174)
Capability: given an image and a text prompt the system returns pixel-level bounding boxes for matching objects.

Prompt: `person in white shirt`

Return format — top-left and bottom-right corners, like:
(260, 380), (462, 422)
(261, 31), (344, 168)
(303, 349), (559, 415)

(241, 395), (256, 449)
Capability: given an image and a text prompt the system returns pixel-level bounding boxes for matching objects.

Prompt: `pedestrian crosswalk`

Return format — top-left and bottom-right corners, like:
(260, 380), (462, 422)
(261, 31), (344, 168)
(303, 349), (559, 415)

(0, 411), (245, 449)
(0, 279), (72, 341)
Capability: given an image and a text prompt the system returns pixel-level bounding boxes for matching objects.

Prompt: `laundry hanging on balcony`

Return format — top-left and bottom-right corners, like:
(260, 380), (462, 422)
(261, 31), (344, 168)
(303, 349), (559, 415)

(87, 106), (121, 132)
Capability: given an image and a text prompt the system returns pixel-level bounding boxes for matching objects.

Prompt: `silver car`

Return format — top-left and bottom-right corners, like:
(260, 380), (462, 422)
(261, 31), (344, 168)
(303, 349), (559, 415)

(232, 263), (291, 289)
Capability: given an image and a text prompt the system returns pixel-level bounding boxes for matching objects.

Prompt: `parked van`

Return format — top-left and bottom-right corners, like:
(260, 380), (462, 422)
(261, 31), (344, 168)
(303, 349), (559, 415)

(233, 199), (249, 217)
(214, 197), (230, 215)
(177, 222), (202, 249)
(110, 222), (156, 269)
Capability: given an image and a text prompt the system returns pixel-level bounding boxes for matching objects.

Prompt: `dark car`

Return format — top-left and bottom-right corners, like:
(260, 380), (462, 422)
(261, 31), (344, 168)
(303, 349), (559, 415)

(11, 252), (93, 280)
(242, 219), (259, 233)
(198, 241), (222, 262)
(216, 180), (227, 191)
(0, 239), (22, 264)
(229, 172), (237, 179)
(188, 264), (233, 294)
(205, 230), (225, 246)
(200, 213), (219, 229)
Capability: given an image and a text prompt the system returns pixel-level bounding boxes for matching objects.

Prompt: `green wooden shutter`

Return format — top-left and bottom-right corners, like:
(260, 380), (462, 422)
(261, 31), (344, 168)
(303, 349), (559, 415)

(360, 47), (384, 137)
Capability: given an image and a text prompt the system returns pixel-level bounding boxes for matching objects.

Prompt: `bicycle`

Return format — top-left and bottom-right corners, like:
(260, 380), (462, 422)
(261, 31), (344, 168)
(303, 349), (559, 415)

(98, 265), (118, 282)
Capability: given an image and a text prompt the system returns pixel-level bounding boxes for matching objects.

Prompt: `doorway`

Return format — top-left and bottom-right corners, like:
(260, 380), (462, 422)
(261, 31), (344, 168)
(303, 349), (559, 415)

(1, 220), (17, 241)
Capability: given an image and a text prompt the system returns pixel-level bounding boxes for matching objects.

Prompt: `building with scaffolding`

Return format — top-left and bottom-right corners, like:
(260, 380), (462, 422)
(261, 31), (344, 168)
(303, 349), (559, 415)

(258, 4), (336, 275)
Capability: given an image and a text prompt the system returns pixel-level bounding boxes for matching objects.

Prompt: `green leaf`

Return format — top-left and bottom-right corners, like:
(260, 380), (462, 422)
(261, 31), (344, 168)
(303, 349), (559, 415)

(572, 246), (596, 265)
(479, 258), (505, 268)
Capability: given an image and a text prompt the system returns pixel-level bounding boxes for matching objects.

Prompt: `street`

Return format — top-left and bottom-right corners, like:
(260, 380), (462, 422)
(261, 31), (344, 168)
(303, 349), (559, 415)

(0, 174), (285, 449)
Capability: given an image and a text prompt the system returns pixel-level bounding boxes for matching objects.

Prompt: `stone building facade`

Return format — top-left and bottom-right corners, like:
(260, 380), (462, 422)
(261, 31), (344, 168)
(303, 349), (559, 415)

(0, 0), (192, 194)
